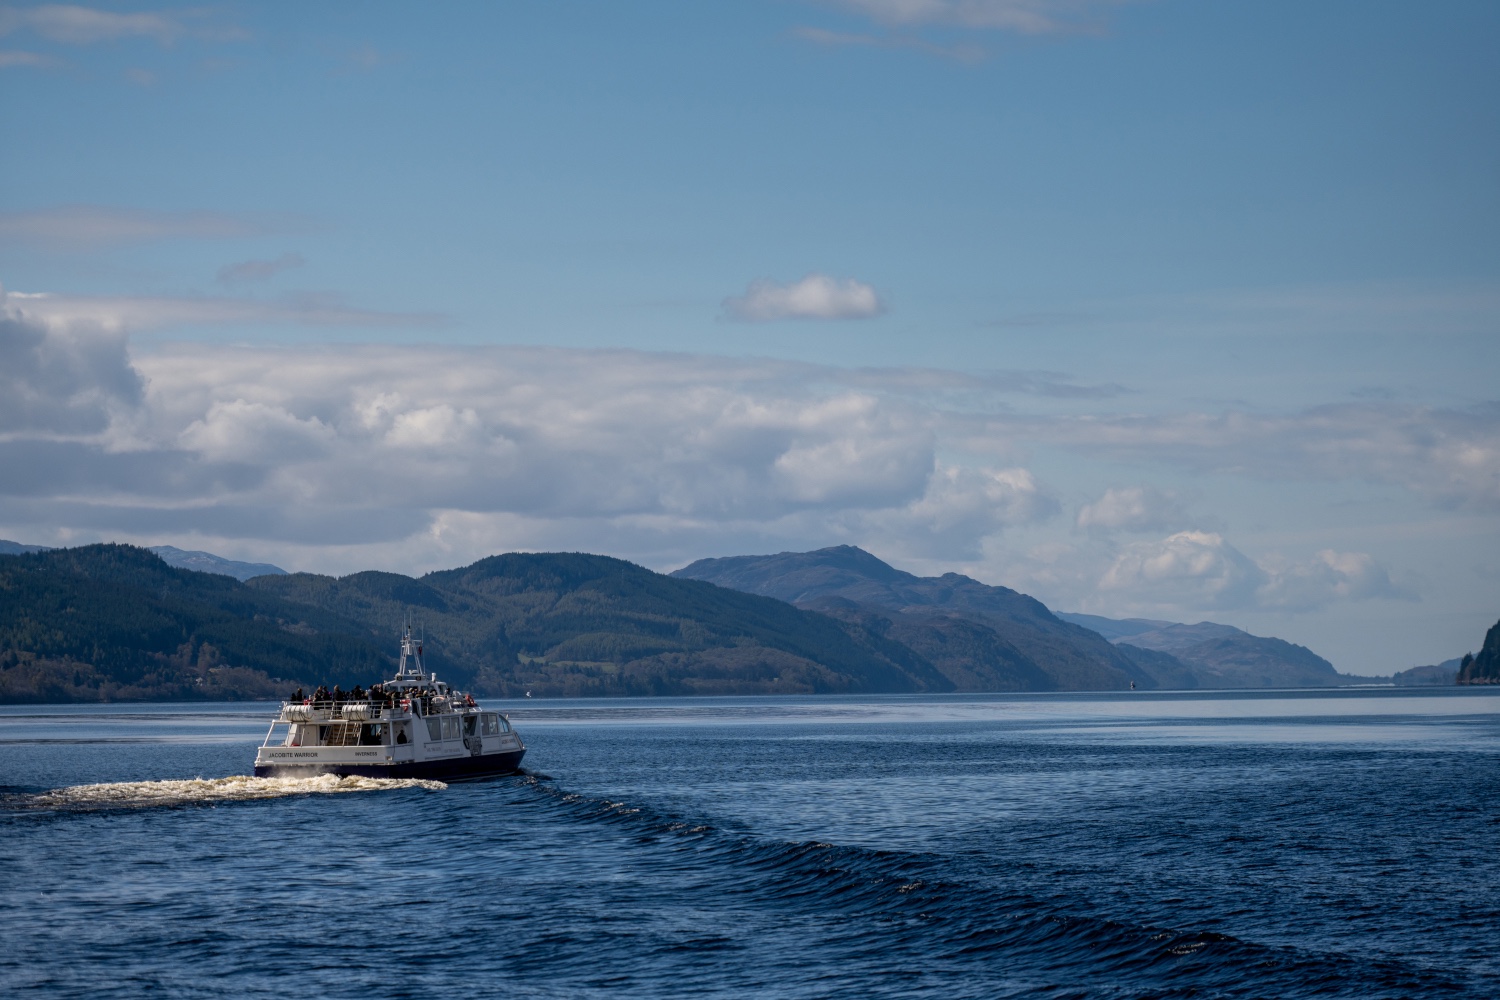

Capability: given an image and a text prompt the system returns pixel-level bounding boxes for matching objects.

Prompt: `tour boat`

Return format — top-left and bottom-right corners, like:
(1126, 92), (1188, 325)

(253, 626), (525, 780)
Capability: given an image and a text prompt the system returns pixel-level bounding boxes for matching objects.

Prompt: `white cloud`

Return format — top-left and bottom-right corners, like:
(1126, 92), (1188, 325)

(9, 289), (441, 332)
(0, 48), (53, 66)
(385, 405), (482, 449)
(769, 393), (931, 505)
(0, 205), (295, 249)
(869, 464), (1058, 559)
(0, 5), (245, 45)
(1256, 549), (1415, 610)
(1100, 530), (1265, 610)
(0, 5), (182, 44)
(338, 44), (402, 72)
(0, 288), (142, 436)
(178, 400), (335, 463)
(824, 0), (1124, 34)
(722, 273), (884, 322)
(973, 403), (1500, 513)
(217, 253), (306, 284)
(1076, 485), (1188, 534)
(790, 26), (984, 62)
(1099, 531), (1411, 613)
(0, 316), (1065, 564)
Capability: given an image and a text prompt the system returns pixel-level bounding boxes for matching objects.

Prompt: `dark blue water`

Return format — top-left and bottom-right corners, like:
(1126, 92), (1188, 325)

(3, 689), (1498, 998)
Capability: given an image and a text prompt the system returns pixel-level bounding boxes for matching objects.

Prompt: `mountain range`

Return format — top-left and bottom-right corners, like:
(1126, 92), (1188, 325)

(0, 544), (945, 702)
(674, 546), (1355, 691)
(1, 539), (1471, 703)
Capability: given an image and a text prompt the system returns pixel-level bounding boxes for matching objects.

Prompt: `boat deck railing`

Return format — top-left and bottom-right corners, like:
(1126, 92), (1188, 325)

(278, 698), (483, 722)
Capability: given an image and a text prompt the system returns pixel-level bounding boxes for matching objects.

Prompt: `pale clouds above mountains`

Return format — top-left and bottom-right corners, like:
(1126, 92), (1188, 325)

(1098, 530), (1414, 614)
(1, 289), (1477, 627)
(0, 307), (142, 435)
(1075, 485), (1188, 535)
(973, 405), (1500, 513)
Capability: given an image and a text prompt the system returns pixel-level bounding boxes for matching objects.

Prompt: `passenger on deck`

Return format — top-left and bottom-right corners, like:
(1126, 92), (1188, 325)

(332, 685), (345, 704)
(291, 687), (305, 703)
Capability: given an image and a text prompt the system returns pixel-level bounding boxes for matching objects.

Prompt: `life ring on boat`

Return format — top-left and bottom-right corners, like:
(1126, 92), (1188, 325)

(464, 693), (475, 707)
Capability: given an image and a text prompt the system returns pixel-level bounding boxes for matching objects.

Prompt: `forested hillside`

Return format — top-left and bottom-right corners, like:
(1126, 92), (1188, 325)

(251, 552), (950, 697)
(0, 545), (391, 703)
(0, 544), (952, 702)
(1457, 618), (1500, 684)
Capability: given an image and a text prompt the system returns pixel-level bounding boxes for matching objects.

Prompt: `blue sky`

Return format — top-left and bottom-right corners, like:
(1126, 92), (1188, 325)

(1, 0), (1497, 672)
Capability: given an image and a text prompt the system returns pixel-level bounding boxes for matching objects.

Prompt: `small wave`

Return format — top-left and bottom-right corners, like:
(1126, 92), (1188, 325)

(34, 774), (447, 809)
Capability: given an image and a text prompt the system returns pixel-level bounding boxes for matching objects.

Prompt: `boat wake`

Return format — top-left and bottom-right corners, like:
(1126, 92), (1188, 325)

(34, 773), (447, 810)
(505, 774), (1469, 998)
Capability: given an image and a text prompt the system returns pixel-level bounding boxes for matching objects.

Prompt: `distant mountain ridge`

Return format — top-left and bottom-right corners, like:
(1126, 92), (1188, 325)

(677, 547), (1363, 691)
(0, 540), (286, 581)
(1053, 613), (1177, 642)
(674, 546), (1164, 691)
(1056, 612), (1349, 688)
(148, 546), (287, 582)
(1393, 658), (1462, 686)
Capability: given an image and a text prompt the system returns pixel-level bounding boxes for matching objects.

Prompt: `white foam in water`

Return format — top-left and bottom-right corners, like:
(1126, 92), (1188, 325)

(37, 773), (447, 808)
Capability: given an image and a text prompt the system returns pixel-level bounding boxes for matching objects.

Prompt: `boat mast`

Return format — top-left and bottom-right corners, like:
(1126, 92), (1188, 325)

(394, 624), (427, 685)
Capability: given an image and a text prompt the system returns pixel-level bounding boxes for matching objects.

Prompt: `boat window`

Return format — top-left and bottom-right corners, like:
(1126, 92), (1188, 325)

(481, 714), (498, 736)
(440, 716), (461, 741)
(463, 716), (478, 737)
(360, 723), (385, 746)
(426, 718), (443, 742)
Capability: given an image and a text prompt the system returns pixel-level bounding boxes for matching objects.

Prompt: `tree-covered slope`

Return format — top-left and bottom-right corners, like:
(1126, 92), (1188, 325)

(0, 545), (393, 703)
(249, 551), (951, 697)
(1457, 618), (1500, 684)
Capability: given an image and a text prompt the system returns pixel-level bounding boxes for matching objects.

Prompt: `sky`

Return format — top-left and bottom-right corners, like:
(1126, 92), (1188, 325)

(1, 0), (1497, 673)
